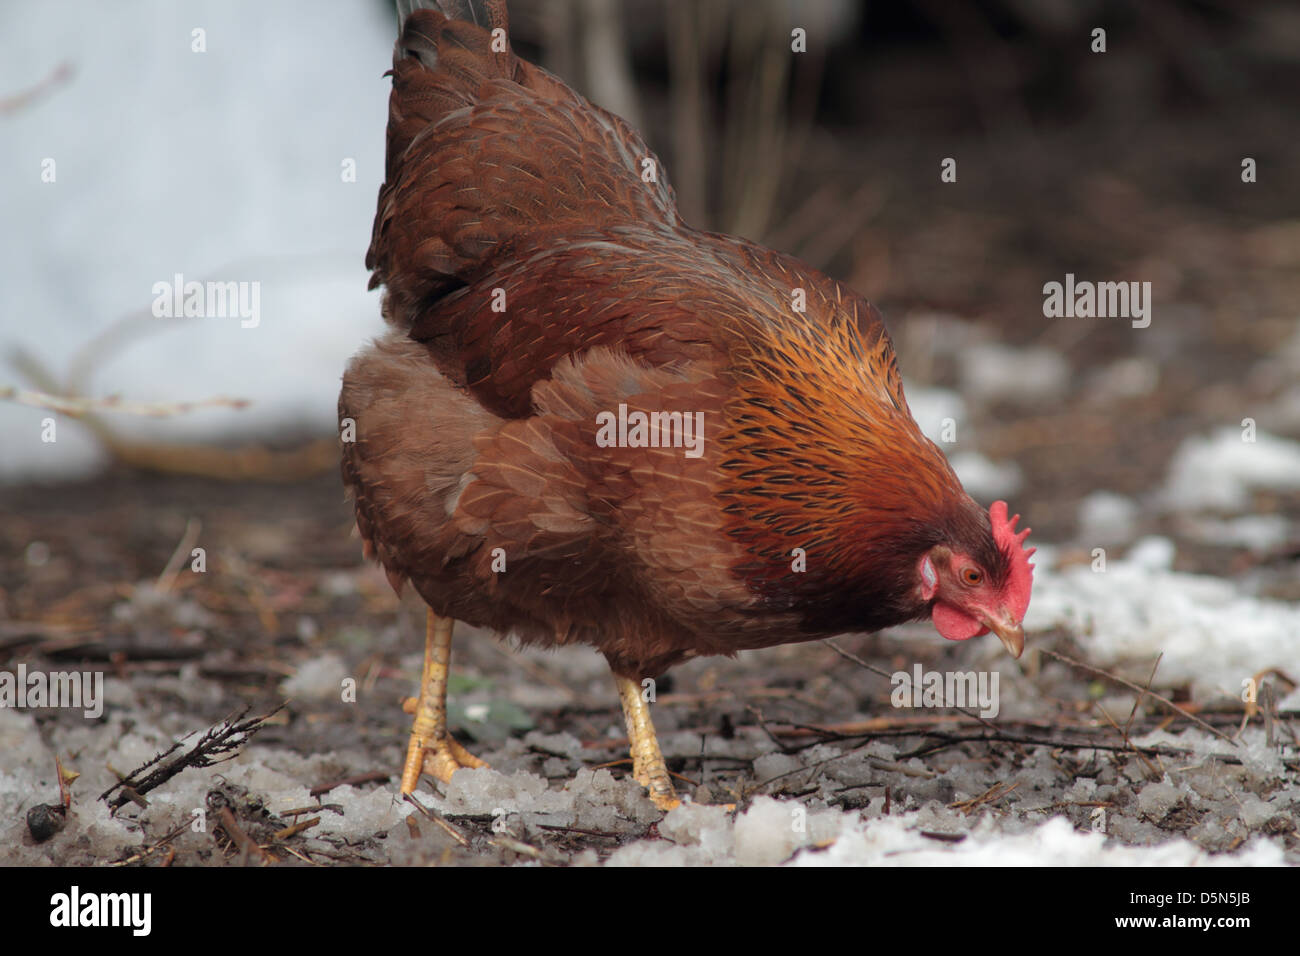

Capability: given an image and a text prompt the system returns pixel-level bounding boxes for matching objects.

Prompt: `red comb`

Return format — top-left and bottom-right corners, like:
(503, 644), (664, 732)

(990, 500), (1034, 620)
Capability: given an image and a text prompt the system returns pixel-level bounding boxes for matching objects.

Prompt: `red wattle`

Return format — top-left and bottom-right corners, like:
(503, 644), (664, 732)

(932, 602), (988, 641)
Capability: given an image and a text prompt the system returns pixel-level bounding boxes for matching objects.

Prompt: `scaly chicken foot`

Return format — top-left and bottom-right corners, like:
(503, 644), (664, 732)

(615, 674), (680, 811)
(399, 610), (487, 794)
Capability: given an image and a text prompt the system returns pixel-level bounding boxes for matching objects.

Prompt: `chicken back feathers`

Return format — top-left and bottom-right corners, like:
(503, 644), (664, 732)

(341, 2), (1035, 677)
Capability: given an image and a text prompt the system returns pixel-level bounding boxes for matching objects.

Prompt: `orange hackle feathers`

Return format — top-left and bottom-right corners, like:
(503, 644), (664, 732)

(717, 292), (974, 626)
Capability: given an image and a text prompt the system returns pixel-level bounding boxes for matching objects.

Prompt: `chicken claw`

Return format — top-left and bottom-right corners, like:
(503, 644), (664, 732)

(400, 610), (487, 793)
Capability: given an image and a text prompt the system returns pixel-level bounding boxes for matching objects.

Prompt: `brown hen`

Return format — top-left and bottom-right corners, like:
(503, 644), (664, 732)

(340, 0), (1035, 809)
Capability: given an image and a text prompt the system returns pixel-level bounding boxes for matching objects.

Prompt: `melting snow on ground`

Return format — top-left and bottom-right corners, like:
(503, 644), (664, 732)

(1027, 538), (1300, 700)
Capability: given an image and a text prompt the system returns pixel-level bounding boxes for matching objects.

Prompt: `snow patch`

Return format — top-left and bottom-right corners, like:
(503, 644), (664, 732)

(949, 451), (1023, 500)
(904, 384), (966, 445)
(1077, 491), (1139, 546)
(1162, 427), (1300, 512)
(1027, 542), (1300, 694)
(959, 344), (1070, 404)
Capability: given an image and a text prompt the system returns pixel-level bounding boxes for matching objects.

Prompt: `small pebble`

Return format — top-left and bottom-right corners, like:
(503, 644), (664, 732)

(26, 804), (66, 843)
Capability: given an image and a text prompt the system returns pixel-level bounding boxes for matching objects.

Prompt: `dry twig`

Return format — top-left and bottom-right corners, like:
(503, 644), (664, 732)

(109, 821), (191, 867)
(0, 385), (249, 418)
(99, 705), (285, 812)
(402, 792), (470, 847)
(214, 804), (271, 864)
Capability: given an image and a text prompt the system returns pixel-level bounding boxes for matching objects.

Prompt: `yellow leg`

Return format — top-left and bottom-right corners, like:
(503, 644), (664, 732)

(615, 674), (680, 811)
(399, 610), (487, 794)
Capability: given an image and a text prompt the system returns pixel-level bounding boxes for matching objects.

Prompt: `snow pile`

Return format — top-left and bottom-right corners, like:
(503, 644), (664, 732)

(733, 796), (842, 865)
(791, 815), (1282, 867)
(1132, 728), (1287, 782)
(602, 797), (1285, 867)
(1026, 536), (1300, 695)
(905, 385), (966, 445)
(1161, 427), (1300, 512)
(656, 801), (736, 864)
(1076, 491), (1140, 546)
(431, 767), (661, 834)
(1180, 514), (1291, 552)
(906, 384), (1022, 498)
(959, 343), (1070, 405)
(280, 654), (349, 701)
(949, 451), (1023, 500)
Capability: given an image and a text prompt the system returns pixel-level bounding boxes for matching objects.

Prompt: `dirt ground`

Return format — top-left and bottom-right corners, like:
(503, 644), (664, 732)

(1, 458), (1297, 865)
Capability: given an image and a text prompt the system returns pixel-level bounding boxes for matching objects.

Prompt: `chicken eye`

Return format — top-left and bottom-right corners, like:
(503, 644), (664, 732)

(961, 567), (983, 586)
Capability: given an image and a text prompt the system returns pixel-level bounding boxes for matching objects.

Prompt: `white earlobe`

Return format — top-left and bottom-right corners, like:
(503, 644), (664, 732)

(920, 555), (938, 599)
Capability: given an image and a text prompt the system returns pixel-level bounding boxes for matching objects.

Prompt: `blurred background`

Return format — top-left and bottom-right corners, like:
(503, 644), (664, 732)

(3, 0), (1300, 864)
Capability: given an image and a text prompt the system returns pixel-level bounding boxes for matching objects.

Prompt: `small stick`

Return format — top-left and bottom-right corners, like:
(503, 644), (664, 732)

(109, 821), (191, 867)
(1096, 705), (1161, 780)
(0, 385), (248, 418)
(55, 754), (77, 809)
(1123, 654), (1164, 741)
(104, 766), (150, 810)
(588, 757), (698, 788)
(1261, 682), (1276, 748)
(273, 817), (320, 841)
(215, 806), (270, 864)
(895, 731), (1230, 763)
(536, 824), (625, 838)
(949, 781), (1019, 815)
(1030, 801), (1116, 813)
(747, 704), (798, 754)
(1244, 668), (1297, 720)
(279, 845), (319, 866)
(402, 792), (469, 847)
(281, 804), (344, 817)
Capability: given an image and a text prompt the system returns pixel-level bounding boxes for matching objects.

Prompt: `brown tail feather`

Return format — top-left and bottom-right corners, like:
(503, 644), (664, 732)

(366, 4), (681, 344)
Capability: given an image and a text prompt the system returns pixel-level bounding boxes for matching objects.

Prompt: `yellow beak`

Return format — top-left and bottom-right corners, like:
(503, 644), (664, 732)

(986, 611), (1025, 659)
